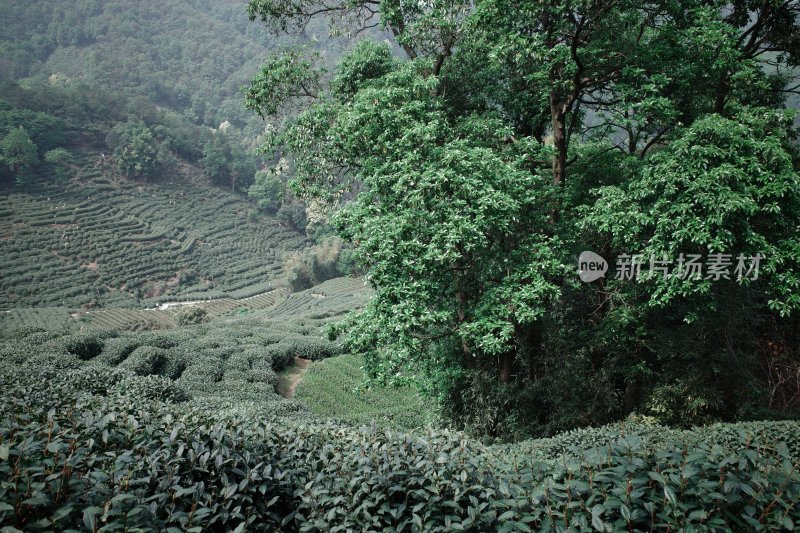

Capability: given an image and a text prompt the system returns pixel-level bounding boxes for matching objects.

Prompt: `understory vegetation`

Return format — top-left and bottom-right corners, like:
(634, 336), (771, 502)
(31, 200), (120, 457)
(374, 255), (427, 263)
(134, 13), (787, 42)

(295, 353), (435, 429)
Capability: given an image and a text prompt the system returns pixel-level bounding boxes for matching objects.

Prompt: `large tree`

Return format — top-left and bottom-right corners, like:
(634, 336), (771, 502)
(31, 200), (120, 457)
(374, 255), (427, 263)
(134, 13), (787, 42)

(247, 0), (800, 435)
(1, 125), (39, 186)
(106, 119), (159, 180)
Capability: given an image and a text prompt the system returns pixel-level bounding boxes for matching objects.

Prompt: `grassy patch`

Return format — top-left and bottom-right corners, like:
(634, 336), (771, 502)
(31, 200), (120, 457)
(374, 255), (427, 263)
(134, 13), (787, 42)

(295, 353), (436, 429)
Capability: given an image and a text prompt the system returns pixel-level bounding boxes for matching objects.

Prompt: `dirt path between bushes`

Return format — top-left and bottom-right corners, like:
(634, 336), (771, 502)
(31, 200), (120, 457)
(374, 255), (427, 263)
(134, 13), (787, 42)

(278, 357), (311, 398)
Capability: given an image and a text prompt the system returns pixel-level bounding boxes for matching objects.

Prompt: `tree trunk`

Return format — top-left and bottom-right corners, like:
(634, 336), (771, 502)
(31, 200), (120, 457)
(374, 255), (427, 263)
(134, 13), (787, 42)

(623, 376), (642, 413)
(498, 351), (514, 384)
(549, 90), (567, 186)
(713, 72), (729, 114)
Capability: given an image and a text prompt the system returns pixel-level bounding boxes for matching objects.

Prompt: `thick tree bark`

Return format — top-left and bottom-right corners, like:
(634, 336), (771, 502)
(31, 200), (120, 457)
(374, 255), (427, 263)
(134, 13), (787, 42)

(713, 72), (729, 114)
(498, 351), (514, 384)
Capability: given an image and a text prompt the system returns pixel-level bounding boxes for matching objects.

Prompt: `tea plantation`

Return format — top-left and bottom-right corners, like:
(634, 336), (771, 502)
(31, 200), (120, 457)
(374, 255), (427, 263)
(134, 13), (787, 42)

(0, 155), (306, 311)
(2, 321), (800, 531)
(2, 175), (800, 529)
(3, 158), (800, 533)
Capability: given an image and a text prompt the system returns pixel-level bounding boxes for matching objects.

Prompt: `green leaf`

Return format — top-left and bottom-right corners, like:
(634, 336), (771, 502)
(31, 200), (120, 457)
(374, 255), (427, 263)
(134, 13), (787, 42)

(83, 506), (102, 531)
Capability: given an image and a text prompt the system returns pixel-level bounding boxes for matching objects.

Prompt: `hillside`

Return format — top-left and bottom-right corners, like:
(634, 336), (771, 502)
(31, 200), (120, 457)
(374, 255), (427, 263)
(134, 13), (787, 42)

(2, 0), (295, 132)
(0, 156), (307, 309)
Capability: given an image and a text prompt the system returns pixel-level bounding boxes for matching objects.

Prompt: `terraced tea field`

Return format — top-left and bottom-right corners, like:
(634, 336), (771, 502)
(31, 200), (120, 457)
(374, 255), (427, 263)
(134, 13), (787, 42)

(0, 155), (307, 310)
(0, 277), (372, 333)
(253, 276), (371, 324)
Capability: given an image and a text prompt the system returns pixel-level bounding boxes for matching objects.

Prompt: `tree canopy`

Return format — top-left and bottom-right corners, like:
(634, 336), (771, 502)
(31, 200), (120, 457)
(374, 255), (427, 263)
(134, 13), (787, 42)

(248, 0), (800, 436)
(0, 126), (39, 186)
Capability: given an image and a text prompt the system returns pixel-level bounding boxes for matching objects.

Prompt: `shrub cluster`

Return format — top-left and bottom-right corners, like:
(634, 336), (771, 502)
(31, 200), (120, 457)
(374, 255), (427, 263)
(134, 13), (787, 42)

(2, 360), (799, 532)
(173, 305), (209, 326)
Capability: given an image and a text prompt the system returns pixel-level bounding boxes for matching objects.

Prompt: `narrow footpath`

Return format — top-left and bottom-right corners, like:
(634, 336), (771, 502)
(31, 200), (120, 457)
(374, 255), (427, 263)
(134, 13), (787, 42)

(278, 357), (311, 398)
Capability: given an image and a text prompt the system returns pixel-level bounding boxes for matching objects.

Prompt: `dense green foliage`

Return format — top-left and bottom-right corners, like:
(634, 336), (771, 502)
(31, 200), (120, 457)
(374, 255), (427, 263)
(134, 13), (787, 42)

(0, 0), (299, 132)
(0, 77), (268, 194)
(3, 0), (800, 529)
(105, 120), (161, 180)
(247, 0), (800, 439)
(2, 340), (800, 531)
(0, 126), (39, 186)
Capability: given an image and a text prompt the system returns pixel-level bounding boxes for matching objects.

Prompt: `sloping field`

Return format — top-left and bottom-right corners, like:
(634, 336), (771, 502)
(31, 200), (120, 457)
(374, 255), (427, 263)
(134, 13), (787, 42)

(0, 277), (371, 332)
(0, 156), (307, 310)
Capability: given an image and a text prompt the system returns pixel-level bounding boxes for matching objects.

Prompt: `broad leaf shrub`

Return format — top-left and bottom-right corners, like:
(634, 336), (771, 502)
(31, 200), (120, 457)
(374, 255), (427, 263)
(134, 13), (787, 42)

(2, 359), (800, 531)
(2, 328), (799, 531)
(266, 336), (342, 364)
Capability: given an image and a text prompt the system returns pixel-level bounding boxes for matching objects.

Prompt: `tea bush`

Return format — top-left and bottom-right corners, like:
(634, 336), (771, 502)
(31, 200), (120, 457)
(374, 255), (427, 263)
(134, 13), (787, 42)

(59, 330), (113, 360)
(0, 321), (342, 412)
(119, 345), (186, 379)
(267, 336), (342, 364)
(111, 374), (191, 403)
(2, 359), (799, 532)
(493, 418), (800, 466)
(2, 309), (799, 531)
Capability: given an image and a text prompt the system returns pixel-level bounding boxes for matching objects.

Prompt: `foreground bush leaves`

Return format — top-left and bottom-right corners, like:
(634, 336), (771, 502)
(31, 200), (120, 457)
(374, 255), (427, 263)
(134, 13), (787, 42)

(2, 361), (799, 532)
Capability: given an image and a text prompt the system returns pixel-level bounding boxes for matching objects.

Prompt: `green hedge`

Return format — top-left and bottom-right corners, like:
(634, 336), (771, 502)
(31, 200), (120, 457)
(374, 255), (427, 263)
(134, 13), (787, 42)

(1, 363), (799, 532)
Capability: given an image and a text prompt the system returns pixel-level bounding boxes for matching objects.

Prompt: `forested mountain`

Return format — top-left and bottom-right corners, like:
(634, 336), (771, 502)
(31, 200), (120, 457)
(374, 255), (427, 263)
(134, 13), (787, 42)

(0, 1), (356, 205)
(0, 1), (363, 310)
(0, 0), (343, 133)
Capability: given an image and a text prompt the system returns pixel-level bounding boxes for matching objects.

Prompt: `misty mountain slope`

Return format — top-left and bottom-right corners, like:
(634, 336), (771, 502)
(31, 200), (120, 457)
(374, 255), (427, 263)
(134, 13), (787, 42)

(0, 0), (354, 134)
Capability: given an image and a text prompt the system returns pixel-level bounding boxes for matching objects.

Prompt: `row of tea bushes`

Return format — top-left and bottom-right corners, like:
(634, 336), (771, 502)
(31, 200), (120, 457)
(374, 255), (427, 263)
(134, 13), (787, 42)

(0, 276), (360, 333)
(0, 162), (307, 309)
(491, 418), (800, 465)
(0, 321), (343, 403)
(253, 276), (372, 328)
(1, 357), (799, 532)
(0, 308), (76, 331)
